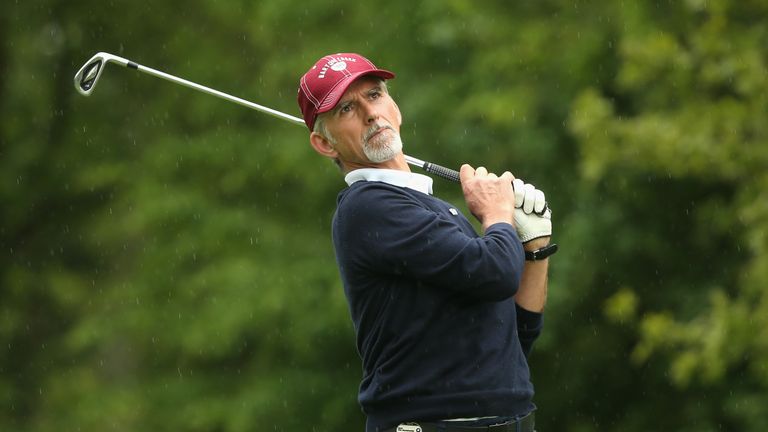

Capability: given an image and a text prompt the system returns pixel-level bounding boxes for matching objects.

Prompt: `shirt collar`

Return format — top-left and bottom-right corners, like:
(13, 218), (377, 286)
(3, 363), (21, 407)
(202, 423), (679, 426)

(344, 168), (434, 195)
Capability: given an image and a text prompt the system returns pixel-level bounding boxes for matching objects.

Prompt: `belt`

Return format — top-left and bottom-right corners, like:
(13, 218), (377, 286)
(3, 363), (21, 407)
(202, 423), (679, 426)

(390, 412), (535, 432)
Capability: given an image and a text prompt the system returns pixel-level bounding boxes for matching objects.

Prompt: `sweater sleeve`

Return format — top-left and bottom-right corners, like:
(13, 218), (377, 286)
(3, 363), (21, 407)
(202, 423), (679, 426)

(515, 303), (543, 357)
(335, 183), (525, 302)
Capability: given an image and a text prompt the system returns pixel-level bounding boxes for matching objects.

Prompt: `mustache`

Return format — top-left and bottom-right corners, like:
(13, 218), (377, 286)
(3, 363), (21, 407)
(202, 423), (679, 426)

(363, 124), (396, 142)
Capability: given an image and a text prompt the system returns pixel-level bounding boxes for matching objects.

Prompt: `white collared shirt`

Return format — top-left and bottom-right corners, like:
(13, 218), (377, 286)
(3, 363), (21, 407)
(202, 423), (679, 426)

(344, 168), (434, 195)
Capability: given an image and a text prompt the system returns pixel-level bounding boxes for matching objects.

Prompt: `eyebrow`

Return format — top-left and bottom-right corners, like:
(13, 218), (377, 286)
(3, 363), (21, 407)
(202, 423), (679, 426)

(367, 84), (385, 95)
(333, 83), (386, 115)
(331, 100), (350, 116)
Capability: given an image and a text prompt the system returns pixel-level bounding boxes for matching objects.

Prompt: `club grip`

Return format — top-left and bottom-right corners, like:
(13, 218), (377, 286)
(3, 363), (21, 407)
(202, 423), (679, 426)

(423, 162), (461, 183)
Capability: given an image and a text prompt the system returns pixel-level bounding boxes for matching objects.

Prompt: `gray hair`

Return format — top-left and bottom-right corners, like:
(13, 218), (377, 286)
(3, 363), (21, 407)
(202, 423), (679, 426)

(313, 113), (341, 169)
(313, 113), (337, 145)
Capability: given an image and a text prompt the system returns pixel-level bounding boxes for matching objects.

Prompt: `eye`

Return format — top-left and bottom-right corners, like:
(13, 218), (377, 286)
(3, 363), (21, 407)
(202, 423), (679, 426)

(339, 103), (353, 114)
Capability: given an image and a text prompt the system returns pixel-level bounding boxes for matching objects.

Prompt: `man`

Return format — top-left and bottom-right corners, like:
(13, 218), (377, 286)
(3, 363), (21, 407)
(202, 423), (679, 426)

(297, 53), (555, 432)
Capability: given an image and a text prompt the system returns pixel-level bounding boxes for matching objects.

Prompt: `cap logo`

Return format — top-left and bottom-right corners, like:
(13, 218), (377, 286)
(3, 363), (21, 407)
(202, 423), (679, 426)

(317, 56), (357, 79)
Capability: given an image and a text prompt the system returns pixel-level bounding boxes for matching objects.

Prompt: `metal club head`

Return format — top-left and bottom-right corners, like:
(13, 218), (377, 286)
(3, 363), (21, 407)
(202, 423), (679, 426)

(73, 52), (129, 96)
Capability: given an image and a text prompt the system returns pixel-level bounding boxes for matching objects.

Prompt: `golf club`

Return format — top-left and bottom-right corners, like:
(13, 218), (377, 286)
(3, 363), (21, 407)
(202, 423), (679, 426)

(73, 52), (460, 182)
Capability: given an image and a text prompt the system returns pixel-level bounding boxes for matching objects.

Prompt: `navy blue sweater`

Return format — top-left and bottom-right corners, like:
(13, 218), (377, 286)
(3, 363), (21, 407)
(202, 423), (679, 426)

(332, 180), (542, 432)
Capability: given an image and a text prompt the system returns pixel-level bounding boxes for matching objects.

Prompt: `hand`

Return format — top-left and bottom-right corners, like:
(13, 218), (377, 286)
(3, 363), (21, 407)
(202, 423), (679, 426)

(459, 165), (516, 231)
(512, 179), (552, 243)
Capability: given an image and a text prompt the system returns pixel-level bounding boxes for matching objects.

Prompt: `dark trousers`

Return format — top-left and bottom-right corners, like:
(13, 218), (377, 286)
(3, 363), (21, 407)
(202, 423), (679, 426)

(386, 411), (535, 432)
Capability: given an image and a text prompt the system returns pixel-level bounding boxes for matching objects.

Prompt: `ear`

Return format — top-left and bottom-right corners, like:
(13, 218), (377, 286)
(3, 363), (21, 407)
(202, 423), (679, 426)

(309, 132), (338, 159)
(393, 99), (402, 127)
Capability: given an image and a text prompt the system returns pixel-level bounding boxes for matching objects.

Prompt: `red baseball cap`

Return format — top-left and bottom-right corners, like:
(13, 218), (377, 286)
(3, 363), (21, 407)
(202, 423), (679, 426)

(297, 53), (395, 131)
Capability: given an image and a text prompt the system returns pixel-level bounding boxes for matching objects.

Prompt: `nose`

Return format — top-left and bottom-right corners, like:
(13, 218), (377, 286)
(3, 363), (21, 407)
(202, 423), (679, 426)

(363, 101), (379, 124)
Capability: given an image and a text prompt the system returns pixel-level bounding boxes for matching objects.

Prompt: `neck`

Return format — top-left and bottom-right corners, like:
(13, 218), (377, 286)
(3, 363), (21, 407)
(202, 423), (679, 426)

(342, 153), (410, 174)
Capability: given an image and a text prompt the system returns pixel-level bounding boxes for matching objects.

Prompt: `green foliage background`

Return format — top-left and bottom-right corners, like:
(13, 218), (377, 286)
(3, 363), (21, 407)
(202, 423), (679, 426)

(2, 0), (766, 430)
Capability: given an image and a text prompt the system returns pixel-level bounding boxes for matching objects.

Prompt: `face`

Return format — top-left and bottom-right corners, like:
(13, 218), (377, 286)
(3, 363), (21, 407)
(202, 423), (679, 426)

(310, 76), (403, 170)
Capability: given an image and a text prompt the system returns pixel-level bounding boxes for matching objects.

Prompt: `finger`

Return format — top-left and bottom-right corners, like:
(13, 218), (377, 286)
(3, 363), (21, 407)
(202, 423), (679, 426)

(500, 171), (515, 193)
(513, 179), (525, 208)
(533, 189), (546, 214)
(459, 164), (475, 184)
(475, 166), (488, 176)
(523, 183), (536, 214)
(500, 171), (515, 183)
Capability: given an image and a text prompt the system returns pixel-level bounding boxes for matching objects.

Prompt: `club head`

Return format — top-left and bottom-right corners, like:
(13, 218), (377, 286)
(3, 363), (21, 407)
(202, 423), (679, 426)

(74, 53), (108, 96)
(74, 52), (132, 96)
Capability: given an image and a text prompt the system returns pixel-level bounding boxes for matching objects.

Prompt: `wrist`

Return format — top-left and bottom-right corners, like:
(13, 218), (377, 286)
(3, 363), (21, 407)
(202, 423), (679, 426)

(481, 213), (515, 231)
(524, 242), (558, 261)
(523, 236), (551, 251)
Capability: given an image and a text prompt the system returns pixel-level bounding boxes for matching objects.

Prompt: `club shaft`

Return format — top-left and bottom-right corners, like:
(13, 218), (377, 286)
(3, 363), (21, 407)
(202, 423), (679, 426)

(109, 56), (462, 183)
(128, 61), (307, 127)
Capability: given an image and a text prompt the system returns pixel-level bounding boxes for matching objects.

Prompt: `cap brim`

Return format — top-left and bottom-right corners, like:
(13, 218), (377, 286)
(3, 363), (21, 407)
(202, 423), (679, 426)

(315, 69), (395, 115)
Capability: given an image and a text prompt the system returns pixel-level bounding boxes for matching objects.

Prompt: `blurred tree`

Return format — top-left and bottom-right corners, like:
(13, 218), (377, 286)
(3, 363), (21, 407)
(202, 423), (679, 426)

(565, 1), (768, 430)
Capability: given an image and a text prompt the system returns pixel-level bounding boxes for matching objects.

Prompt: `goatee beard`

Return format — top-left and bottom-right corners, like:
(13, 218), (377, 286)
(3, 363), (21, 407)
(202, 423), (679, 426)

(363, 125), (403, 163)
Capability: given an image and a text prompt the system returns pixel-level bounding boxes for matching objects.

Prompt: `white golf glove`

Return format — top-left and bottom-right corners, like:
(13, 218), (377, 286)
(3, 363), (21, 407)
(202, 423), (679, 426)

(512, 178), (552, 243)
